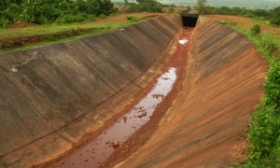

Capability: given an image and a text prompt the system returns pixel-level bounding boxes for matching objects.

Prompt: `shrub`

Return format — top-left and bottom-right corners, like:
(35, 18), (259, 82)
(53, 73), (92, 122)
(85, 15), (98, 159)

(251, 24), (261, 35)
(260, 36), (277, 53)
(222, 20), (237, 27)
(34, 16), (49, 25)
(99, 14), (106, 19)
(126, 0), (162, 13)
(69, 28), (75, 36)
(270, 17), (280, 26)
(126, 16), (137, 22)
(167, 4), (175, 14)
(87, 15), (96, 21)
(0, 18), (9, 28)
(56, 13), (89, 24)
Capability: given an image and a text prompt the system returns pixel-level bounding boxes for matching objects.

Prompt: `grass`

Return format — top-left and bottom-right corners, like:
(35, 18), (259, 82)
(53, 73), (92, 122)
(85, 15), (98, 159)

(252, 17), (280, 29)
(0, 13), (162, 39)
(223, 19), (280, 168)
(0, 22), (101, 39)
(0, 24), (125, 53)
(0, 25), (120, 52)
(0, 13), (164, 53)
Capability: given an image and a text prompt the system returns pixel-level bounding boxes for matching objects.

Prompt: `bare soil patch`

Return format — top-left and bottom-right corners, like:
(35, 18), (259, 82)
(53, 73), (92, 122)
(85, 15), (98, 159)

(206, 15), (280, 35)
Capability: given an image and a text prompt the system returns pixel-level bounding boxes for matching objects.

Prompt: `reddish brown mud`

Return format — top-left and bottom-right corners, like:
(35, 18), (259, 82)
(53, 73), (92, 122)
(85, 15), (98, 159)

(114, 17), (267, 168)
(44, 27), (193, 168)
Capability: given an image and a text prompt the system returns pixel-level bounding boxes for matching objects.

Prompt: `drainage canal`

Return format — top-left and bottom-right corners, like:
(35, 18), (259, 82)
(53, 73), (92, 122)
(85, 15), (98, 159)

(181, 10), (199, 27)
(45, 27), (194, 168)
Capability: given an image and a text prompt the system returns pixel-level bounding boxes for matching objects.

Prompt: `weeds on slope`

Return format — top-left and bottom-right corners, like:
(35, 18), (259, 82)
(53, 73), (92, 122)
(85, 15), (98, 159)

(224, 20), (280, 168)
(0, 15), (148, 53)
(0, 24), (129, 53)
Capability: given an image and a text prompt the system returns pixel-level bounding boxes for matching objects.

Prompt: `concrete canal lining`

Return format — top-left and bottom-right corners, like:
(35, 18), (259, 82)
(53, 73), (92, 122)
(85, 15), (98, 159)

(0, 15), (182, 168)
(115, 17), (266, 168)
(0, 15), (266, 168)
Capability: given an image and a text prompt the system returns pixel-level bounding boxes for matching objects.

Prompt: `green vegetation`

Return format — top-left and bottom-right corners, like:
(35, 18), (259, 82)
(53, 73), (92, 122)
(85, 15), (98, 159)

(195, 4), (280, 27)
(114, 0), (278, 9)
(270, 7), (280, 26)
(0, 28), (93, 52)
(196, 0), (207, 14)
(214, 6), (280, 26)
(250, 24), (261, 35)
(153, 0), (280, 9)
(126, 16), (137, 22)
(223, 19), (280, 168)
(0, 19), (143, 53)
(125, 0), (163, 13)
(0, 1), (280, 167)
(0, 0), (117, 26)
(0, 0), (167, 27)
(167, 4), (176, 14)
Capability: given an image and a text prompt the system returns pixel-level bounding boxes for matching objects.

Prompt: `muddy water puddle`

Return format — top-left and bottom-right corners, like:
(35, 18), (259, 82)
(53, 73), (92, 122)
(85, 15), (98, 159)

(56, 68), (177, 168)
(46, 27), (193, 168)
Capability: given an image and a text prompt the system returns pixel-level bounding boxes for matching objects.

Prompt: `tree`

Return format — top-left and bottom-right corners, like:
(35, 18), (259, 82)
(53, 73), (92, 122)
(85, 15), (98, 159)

(196, 0), (207, 14)
(98, 0), (115, 16)
(0, 0), (117, 26)
(270, 6), (280, 26)
(124, 0), (129, 7)
(250, 24), (261, 35)
(185, 5), (191, 12)
(167, 4), (175, 14)
(2, 3), (23, 22)
(126, 0), (162, 13)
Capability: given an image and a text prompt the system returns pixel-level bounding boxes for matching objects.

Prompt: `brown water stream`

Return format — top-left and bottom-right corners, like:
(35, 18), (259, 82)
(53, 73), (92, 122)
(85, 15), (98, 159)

(59, 68), (177, 168)
(45, 27), (193, 168)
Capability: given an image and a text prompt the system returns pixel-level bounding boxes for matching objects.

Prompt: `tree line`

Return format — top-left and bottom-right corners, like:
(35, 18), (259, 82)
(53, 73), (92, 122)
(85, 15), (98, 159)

(0, 0), (165, 27)
(1, 0), (280, 27)
(124, 0), (163, 13)
(196, 0), (280, 26)
(0, 0), (116, 26)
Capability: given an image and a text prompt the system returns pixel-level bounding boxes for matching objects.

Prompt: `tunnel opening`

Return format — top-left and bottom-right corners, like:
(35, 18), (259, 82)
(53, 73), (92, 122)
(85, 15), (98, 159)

(181, 10), (199, 27)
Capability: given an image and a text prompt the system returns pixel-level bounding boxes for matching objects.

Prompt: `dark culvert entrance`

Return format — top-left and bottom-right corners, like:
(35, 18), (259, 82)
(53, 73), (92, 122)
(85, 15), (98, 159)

(181, 11), (199, 27)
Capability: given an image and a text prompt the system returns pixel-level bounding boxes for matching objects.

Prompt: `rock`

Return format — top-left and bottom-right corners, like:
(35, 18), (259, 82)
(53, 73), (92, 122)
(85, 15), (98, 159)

(142, 112), (147, 117)
(137, 113), (143, 118)
(112, 142), (119, 148)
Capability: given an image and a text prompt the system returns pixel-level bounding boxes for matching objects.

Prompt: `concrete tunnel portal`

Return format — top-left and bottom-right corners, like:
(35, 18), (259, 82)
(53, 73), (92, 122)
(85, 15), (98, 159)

(0, 15), (266, 168)
(181, 13), (199, 27)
